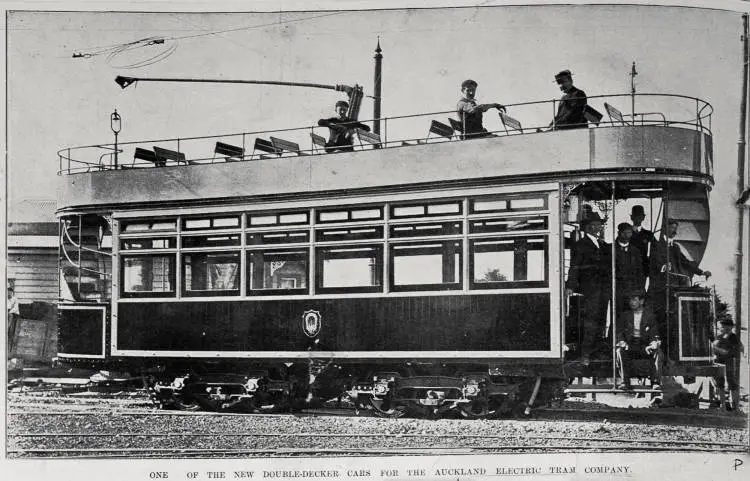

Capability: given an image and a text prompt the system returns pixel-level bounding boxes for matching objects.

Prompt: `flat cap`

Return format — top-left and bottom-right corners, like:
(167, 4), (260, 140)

(335, 100), (349, 109)
(554, 69), (572, 82)
(461, 79), (478, 89)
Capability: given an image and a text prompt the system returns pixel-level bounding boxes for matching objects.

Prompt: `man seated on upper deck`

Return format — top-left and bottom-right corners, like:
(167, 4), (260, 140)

(549, 70), (588, 130)
(318, 100), (371, 153)
(456, 79), (506, 138)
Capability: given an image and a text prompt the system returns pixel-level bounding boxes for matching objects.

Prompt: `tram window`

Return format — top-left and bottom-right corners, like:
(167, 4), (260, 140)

(248, 211), (309, 226)
(391, 201), (462, 219)
(121, 220), (176, 232)
(182, 234), (241, 248)
(471, 195), (547, 214)
(120, 237), (176, 250)
(469, 216), (548, 234)
(183, 216), (240, 230)
(247, 249), (308, 294)
(247, 230), (310, 245)
(182, 252), (240, 296)
(121, 255), (175, 296)
(390, 221), (462, 238)
(317, 207), (384, 223)
(315, 226), (384, 242)
(390, 241), (462, 291)
(316, 245), (383, 293)
(471, 237), (548, 288)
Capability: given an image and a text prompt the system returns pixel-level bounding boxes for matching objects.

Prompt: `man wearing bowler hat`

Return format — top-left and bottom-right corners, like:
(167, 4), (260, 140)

(629, 205), (655, 287)
(566, 210), (612, 365)
(456, 79), (506, 138)
(549, 69), (587, 130)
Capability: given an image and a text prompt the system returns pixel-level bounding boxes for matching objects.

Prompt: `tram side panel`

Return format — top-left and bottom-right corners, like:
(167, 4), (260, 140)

(114, 294), (551, 354)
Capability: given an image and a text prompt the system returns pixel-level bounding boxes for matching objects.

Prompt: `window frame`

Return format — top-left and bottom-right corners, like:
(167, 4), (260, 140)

(469, 235), (549, 290)
(315, 244), (384, 294)
(246, 247), (310, 296)
(389, 240), (464, 292)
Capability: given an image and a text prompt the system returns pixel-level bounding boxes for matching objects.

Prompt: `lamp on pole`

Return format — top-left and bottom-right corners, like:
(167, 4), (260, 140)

(110, 109), (121, 169)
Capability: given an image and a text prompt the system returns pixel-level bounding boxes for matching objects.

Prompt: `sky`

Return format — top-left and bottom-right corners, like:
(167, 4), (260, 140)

(4, 1), (749, 304)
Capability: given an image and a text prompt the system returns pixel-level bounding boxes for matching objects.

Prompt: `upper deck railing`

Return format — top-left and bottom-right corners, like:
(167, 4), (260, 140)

(57, 93), (713, 175)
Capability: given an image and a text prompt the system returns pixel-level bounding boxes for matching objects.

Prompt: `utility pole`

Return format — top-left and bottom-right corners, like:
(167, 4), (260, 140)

(630, 61), (638, 119)
(736, 14), (748, 340)
(373, 38), (383, 136)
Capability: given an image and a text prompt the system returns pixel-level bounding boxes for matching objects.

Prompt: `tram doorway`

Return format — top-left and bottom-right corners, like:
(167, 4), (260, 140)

(561, 181), (714, 377)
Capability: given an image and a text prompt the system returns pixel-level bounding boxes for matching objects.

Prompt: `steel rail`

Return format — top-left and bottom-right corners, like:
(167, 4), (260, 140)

(8, 445), (746, 457)
(8, 432), (743, 448)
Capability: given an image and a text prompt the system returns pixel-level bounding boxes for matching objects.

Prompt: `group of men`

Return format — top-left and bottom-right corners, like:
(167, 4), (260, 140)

(315, 68), (586, 151)
(566, 206), (712, 390)
(456, 69), (587, 138)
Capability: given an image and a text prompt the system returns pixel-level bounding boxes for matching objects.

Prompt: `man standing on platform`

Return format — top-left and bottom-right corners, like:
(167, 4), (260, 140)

(629, 205), (655, 286)
(566, 211), (611, 365)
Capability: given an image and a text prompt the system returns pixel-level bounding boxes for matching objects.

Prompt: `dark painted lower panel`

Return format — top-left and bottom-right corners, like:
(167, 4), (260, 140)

(115, 294), (551, 353)
(59, 308), (104, 356)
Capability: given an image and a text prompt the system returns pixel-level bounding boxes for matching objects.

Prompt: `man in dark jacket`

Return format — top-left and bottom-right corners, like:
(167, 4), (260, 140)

(550, 70), (587, 130)
(648, 219), (711, 358)
(629, 205), (655, 287)
(456, 79), (505, 138)
(615, 290), (663, 389)
(614, 222), (645, 313)
(566, 211), (611, 364)
(317, 100), (371, 153)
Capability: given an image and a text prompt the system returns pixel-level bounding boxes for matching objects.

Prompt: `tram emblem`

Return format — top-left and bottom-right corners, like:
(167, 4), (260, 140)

(302, 310), (322, 338)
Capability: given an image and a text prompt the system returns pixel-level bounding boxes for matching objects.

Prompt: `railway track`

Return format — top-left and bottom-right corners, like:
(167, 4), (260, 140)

(8, 431), (747, 458)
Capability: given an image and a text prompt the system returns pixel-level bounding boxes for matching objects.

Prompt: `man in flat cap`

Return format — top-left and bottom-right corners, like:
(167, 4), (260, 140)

(456, 79), (506, 139)
(318, 100), (371, 153)
(566, 210), (612, 365)
(549, 70), (588, 130)
(712, 318), (744, 411)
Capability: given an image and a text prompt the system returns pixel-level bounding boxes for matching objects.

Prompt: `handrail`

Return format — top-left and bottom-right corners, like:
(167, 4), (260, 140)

(57, 93), (714, 175)
(60, 221), (113, 277)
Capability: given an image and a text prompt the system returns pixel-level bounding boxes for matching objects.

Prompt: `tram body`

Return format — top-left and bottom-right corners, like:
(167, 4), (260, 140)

(56, 94), (718, 414)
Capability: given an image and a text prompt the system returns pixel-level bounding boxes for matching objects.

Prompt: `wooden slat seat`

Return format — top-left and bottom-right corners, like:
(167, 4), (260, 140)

(427, 120), (455, 140)
(310, 133), (327, 153)
(499, 112), (523, 134)
(134, 147), (163, 167)
(270, 136), (307, 156)
(153, 146), (187, 166)
(214, 141), (245, 161)
(604, 102), (630, 126)
(252, 138), (280, 159)
(356, 129), (382, 148)
(584, 105), (604, 126)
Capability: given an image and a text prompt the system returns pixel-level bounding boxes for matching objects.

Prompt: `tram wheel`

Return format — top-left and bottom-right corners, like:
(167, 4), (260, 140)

(365, 396), (406, 418)
(174, 397), (202, 412)
(458, 399), (493, 419)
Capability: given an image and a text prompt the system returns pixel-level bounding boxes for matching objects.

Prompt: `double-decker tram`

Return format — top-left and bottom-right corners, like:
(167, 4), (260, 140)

(56, 90), (720, 417)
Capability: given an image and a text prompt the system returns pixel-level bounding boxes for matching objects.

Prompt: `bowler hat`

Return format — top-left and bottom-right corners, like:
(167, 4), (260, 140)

(554, 69), (572, 82)
(631, 205), (646, 215)
(581, 211), (604, 225)
(720, 318), (735, 326)
(627, 288), (646, 299)
(461, 79), (478, 89)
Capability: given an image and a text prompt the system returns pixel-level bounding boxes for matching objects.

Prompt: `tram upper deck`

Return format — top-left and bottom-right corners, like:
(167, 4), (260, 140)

(57, 93), (713, 211)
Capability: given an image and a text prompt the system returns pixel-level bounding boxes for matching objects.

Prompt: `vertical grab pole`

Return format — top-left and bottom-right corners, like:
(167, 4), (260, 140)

(611, 181), (618, 386)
